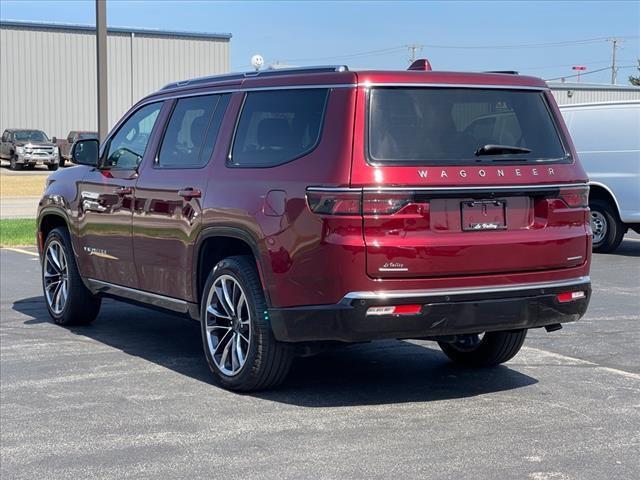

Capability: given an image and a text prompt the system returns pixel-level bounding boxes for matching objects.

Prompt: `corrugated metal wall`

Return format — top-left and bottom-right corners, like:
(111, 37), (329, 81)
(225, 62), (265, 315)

(0, 24), (229, 138)
(550, 85), (640, 105)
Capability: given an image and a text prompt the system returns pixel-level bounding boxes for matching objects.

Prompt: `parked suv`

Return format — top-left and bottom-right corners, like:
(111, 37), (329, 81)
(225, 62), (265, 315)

(1, 129), (60, 170)
(57, 131), (98, 167)
(559, 101), (640, 252)
(37, 62), (592, 391)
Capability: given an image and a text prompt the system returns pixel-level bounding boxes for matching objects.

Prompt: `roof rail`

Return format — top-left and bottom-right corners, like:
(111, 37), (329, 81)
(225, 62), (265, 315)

(484, 70), (519, 75)
(161, 65), (349, 91)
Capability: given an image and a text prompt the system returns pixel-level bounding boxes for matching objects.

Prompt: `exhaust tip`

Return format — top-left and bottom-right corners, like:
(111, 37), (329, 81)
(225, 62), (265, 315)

(545, 324), (563, 332)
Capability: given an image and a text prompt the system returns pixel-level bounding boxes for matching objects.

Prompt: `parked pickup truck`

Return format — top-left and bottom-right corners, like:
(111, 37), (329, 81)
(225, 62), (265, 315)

(57, 131), (98, 167)
(0, 129), (60, 170)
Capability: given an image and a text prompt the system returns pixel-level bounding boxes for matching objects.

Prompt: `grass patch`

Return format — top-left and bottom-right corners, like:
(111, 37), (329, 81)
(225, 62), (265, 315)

(0, 218), (37, 246)
(0, 172), (47, 197)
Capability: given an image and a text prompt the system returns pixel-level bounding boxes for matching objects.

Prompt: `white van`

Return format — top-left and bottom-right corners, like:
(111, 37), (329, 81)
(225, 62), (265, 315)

(560, 101), (640, 252)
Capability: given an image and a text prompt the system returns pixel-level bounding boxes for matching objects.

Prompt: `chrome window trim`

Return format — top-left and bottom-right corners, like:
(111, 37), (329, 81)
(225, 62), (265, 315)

(101, 84), (357, 150)
(342, 276), (590, 301)
(307, 183), (589, 193)
(359, 82), (548, 91)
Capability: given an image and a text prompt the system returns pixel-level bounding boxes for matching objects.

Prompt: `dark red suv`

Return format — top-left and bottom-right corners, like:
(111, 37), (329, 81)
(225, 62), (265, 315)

(38, 62), (592, 391)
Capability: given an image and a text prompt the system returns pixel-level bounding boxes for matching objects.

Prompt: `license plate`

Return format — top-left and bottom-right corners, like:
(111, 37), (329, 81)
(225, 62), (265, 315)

(461, 200), (506, 231)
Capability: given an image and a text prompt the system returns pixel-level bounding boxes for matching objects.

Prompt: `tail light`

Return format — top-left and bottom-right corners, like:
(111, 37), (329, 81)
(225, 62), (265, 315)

(306, 191), (361, 215)
(556, 186), (589, 208)
(557, 290), (586, 303)
(366, 304), (423, 316)
(362, 192), (412, 215)
(306, 189), (421, 216)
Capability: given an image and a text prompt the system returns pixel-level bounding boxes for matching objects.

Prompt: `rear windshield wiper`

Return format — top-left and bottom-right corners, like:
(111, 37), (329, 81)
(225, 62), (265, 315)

(475, 144), (532, 156)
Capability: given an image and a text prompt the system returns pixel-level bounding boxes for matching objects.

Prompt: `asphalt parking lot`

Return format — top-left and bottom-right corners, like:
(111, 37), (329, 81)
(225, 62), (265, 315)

(1, 238), (639, 480)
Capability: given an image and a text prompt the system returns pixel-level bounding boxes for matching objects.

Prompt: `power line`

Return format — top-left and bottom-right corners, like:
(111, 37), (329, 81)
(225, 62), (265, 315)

(283, 46), (406, 63)
(425, 35), (639, 50)
(240, 35), (639, 67)
(545, 65), (636, 81)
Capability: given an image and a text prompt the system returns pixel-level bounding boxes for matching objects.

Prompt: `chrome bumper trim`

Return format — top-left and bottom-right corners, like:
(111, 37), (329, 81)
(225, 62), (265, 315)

(342, 276), (591, 301)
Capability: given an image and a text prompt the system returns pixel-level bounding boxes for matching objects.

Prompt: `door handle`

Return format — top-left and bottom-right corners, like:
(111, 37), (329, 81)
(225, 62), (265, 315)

(115, 186), (132, 196)
(178, 188), (201, 200)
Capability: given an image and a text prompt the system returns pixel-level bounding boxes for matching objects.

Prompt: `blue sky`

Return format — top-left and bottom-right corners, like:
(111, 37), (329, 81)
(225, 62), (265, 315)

(1, 0), (638, 84)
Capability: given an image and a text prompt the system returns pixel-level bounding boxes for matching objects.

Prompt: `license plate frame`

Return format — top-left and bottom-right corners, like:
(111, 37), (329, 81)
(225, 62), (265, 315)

(461, 199), (507, 231)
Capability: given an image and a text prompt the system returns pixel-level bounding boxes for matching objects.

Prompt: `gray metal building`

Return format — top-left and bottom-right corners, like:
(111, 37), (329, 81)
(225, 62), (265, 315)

(0, 20), (231, 139)
(548, 82), (640, 106)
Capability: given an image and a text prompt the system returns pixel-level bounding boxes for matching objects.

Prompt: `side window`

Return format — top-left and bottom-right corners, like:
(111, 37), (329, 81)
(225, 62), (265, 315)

(157, 94), (230, 168)
(105, 102), (161, 169)
(229, 89), (329, 167)
(1, 131), (7, 142)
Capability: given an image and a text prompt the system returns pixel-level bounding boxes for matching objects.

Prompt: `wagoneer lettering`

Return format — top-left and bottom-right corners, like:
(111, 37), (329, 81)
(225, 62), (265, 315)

(38, 61), (591, 392)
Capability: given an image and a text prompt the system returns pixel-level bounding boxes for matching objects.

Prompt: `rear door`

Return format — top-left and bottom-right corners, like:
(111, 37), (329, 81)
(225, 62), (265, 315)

(356, 86), (589, 279)
(132, 93), (230, 301)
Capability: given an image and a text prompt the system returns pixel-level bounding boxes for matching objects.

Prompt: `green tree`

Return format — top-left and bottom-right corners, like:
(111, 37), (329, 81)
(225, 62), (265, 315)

(629, 59), (640, 86)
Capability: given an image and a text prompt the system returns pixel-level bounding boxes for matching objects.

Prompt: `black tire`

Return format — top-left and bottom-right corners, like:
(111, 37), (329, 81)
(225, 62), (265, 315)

(9, 155), (21, 171)
(590, 199), (625, 253)
(59, 157), (66, 168)
(42, 227), (101, 325)
(438, 329), (527, 367)
(47, 164), (59, 171)
(200, 255), (293, 391)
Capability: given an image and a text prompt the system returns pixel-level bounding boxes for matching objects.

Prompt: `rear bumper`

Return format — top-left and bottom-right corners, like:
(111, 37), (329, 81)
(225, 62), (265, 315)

(268, 276), (591, 342)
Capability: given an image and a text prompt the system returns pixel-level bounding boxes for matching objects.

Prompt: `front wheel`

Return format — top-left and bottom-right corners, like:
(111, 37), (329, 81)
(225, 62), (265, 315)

(438, 329), (527, 367)
(59, 157), (66, 168)
(47, 164), (59, 171)
(9, 155), (21, 171)
(42, 227), (101, 325)
(200, 255), (293, 391)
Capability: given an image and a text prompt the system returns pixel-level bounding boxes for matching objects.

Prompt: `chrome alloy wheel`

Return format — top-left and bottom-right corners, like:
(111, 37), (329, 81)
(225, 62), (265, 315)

(204, 275), (252, 376)
(44, 240), (69, 315)
(590, 210), (607, 245)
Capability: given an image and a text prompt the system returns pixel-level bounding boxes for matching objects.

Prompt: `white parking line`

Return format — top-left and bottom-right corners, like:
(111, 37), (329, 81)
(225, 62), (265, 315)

(523, 346), (640, 380)
(2, 247), (39, 257)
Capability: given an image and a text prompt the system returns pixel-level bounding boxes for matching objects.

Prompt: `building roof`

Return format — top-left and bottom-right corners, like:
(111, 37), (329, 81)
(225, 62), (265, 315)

(0, 19), (231, 40)
(547, 81), (640, 91)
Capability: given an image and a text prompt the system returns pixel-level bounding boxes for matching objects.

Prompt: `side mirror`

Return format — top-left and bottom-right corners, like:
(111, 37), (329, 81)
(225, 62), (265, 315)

(72, 139), (100, 167)
(51, 136), (57, 144)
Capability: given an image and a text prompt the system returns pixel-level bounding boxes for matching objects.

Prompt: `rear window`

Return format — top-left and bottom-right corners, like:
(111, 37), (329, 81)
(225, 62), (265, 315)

(229, 89), (329, 167)
(368, 88), (567, 165)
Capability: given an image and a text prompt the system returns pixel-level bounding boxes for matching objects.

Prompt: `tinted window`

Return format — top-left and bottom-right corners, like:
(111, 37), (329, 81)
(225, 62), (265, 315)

(105, 102), (161, 169)
(157, 94), (229, 168)
(368, 88), (566, 164)
(230, 89), (329, 167)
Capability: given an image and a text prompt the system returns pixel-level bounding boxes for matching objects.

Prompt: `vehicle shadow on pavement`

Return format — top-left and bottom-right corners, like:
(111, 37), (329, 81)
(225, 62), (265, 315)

(14, 296), (538, 406)
(605, 237), (640, 258)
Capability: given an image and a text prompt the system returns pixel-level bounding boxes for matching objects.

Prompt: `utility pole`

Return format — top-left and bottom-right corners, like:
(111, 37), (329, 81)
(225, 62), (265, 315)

(96, 0), (108, 141)
(407, 44), (423, 65)
(608, 37), (621, 85)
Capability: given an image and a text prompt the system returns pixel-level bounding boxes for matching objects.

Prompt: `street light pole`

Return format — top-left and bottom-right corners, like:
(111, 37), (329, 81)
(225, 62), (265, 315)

(96, 0), (108, 142)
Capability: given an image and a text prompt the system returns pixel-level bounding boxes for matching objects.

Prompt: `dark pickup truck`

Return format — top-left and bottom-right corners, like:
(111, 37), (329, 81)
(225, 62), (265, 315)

(57, 131), (98, 167)
(0, 129), (60, 170)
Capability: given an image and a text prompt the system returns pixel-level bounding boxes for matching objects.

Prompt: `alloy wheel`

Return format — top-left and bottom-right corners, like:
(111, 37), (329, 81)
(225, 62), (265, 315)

(204, 274), (252, 376)
(44, 240), (69, 315)
(590, 210), (607, 245)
